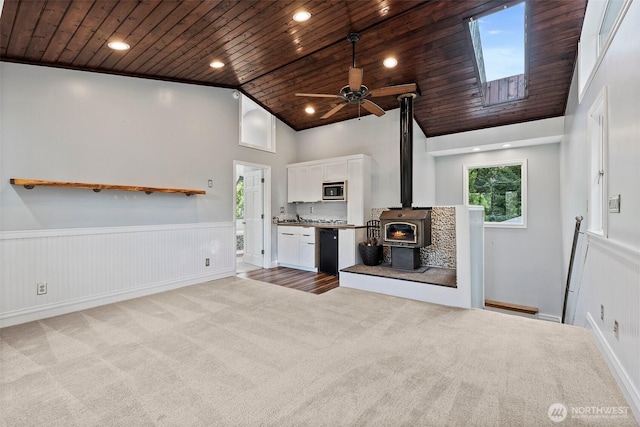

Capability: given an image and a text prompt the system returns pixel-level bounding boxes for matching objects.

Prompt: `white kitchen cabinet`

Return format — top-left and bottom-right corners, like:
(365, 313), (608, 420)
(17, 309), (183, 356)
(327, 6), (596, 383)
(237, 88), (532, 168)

(287, 166), (306, 203)
(279, 225), (366, 273)
(287, 165), (322, 203)
(287, 154), (371, 225)
(347, 156), (371, 226)
(278, 227), (300, 265)
(307, 165), (324, 202)
(323, 161), (348, 182)
(299, 227), (317, 268)
(338, 228), (366, 271)
(278, 226), (317, 271)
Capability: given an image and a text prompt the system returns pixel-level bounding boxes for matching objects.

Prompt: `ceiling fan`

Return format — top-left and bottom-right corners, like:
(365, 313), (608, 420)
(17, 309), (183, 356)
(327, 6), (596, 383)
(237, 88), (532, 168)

(296, 33), (417, 119)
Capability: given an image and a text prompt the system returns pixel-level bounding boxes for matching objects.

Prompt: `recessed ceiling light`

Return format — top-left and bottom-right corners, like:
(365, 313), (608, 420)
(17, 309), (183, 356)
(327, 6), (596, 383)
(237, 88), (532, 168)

(107, 41), (130, 51)
(209, 61), (225, 69)
(472, 147), (481, 152)
(383, 57), (398, 68)
(305, 106), (315, 114)
(502, 143), (512, 148)
(293, 11), (311, 22)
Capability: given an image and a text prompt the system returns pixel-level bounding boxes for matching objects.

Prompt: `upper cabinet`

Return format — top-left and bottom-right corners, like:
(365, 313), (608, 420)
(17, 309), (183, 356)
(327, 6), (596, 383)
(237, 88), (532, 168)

(346, 157), (371, 226)
(287, 154), (371, 225)
(287, 164), (323, 203)
(323, 161), (348, 182)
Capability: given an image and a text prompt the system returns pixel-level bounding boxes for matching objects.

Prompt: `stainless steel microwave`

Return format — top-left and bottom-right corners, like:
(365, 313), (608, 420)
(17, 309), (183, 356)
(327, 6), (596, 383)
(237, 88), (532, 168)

(322, 181), (347, 201)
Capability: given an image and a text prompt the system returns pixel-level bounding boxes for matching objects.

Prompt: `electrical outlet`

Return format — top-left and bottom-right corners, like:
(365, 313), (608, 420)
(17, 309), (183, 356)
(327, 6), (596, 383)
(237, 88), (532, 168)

(601, 304), (604, 321)
(614, 320), (619, 340)
(280, 207), (285, 214)
(205, 258), (210, 267)
(37, 282), (47, 295)
(310, 206), (314, 213)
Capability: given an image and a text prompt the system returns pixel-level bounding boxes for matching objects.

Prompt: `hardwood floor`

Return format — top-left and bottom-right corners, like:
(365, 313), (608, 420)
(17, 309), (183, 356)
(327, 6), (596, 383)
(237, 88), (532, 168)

(238, 267), (339, 294)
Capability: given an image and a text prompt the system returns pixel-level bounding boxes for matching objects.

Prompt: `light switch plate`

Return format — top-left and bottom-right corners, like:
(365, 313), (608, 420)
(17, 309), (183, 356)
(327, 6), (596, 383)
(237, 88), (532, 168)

(608, 194), (621, 213)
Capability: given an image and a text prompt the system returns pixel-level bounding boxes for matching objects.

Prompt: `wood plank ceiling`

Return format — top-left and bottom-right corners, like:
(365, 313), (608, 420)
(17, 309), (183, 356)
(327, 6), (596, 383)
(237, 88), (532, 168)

(0, 0), (587, 137)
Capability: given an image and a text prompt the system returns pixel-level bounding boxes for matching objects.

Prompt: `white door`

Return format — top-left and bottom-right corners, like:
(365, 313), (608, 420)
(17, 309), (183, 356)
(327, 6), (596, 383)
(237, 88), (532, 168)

(243, 169), (264, 266)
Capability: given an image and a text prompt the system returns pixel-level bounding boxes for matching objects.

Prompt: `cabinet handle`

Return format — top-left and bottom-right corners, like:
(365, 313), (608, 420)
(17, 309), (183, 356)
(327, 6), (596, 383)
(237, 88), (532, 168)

(281, 233), (295, 236)
(307, 243), (314, 245)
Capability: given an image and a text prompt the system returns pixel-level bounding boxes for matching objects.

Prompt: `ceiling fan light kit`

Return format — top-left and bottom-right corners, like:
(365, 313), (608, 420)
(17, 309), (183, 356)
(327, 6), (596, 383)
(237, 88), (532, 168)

(296, 33), (417, 119)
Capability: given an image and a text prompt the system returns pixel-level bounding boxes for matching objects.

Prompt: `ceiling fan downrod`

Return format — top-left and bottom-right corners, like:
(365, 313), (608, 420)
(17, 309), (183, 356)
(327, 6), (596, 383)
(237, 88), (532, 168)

(347, 33), (360, 68)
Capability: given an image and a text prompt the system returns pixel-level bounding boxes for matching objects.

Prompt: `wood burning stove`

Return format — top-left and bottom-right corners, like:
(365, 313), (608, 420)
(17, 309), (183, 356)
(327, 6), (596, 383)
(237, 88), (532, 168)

(380, 207), (432, 270)
(380, 208), (432, 248)
(378, 91), (433, 271)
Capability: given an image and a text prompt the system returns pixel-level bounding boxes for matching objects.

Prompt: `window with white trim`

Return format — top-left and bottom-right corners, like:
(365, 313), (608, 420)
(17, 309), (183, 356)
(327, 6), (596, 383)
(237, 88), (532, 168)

(578, 0), (631, 101)
(239, 94), (276, 153)
(464, 159), (527, 228)
(587, 86), (608, 235)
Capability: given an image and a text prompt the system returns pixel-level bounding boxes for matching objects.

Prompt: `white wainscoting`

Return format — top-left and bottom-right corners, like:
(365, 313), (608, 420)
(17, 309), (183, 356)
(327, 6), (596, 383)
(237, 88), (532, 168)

(578, 234), (640, 422)
(0, 222), (236, 327)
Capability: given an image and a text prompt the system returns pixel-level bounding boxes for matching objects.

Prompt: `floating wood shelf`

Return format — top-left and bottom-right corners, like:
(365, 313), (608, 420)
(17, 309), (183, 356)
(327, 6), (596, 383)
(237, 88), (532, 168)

(9, 179), (205, 196)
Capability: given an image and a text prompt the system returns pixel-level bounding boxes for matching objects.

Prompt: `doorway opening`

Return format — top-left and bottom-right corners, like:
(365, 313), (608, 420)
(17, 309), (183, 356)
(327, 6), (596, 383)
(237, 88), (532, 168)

(234, 161), (271, 273)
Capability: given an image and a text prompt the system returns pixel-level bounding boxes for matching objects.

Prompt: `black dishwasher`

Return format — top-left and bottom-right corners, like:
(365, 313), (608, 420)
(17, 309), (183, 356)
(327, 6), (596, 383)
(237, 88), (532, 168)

(319, 228), (339, 276)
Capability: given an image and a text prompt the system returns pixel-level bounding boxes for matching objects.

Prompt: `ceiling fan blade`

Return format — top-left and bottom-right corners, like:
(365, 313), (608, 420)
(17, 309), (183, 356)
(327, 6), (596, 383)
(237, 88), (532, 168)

(295, 93), (341, 98)
(362, 99), (385, 117)
(321, 103), (347, 119)
(348, 67), (363, 91)
(368, 83), (417, 98)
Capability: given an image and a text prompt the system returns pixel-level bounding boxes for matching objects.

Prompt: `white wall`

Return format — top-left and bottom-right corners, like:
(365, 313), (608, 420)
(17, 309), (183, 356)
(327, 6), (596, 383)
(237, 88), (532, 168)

(296, 110), (435, 209)
(0, 62), (298, 324)
(0, 62), (297, 231)
(561, 0), (640, 418)
(434, 143), (564, 319)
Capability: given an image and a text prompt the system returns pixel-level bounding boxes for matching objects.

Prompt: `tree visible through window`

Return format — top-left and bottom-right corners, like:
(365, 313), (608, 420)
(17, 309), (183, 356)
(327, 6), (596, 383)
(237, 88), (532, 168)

(464, 160), (527, 227)
(236, 176), (244, 219)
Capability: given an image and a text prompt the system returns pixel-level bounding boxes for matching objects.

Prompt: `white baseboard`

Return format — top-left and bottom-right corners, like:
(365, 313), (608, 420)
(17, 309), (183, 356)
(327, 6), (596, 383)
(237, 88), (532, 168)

(587, 313), (640, 424)
(0, 270), (235, 328)
(538, 313), (561, 323)
(277, 262), (317, 272)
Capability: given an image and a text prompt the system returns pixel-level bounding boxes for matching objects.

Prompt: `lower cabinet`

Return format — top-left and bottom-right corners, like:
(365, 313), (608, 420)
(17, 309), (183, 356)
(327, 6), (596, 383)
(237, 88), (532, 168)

(277, 230), (299, 266)
(278, 226), (317, 271)
(338, 228), (366, 271)
(299, 229), (316, 269)
(278, 226), (366, 273)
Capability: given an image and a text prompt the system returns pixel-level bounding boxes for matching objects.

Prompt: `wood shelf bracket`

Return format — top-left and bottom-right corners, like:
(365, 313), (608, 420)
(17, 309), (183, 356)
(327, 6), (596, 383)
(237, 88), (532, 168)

(9, 179), (205, 196)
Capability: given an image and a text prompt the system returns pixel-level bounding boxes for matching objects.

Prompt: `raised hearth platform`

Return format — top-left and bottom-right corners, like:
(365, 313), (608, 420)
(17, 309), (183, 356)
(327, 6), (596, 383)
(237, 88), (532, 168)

(340, 206), (484, 310)
(341, 263), (456, 288)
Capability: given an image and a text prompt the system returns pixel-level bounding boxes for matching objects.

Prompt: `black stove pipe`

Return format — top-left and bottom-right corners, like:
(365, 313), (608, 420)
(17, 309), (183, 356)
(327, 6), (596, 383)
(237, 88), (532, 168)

(399, 94), (415, 209)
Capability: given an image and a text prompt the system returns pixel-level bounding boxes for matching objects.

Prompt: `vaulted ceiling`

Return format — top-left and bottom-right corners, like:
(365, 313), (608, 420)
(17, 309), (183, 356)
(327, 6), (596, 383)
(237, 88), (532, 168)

(0, 0), (587, 137)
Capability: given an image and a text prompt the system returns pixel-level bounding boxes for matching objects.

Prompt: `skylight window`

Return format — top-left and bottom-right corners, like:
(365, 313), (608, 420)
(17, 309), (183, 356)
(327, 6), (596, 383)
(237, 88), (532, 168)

(468, 1), (528, 106)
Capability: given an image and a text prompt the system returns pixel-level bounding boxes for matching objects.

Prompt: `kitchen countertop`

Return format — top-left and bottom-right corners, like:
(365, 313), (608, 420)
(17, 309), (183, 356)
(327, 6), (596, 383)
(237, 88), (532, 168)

(277, 222), (366, 229)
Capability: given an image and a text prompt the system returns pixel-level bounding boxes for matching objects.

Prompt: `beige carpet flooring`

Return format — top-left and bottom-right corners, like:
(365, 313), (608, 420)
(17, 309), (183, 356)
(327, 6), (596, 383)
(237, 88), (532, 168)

(1, 277), (636, 426)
